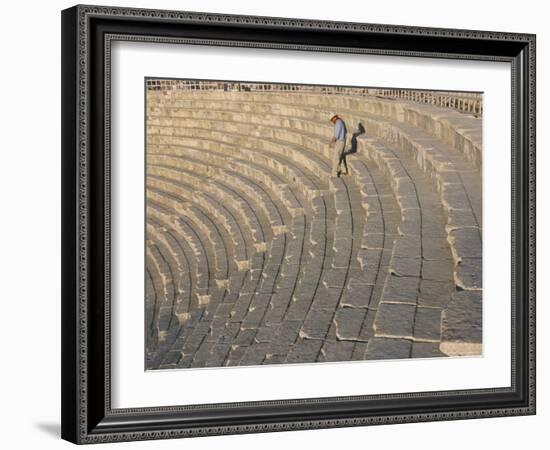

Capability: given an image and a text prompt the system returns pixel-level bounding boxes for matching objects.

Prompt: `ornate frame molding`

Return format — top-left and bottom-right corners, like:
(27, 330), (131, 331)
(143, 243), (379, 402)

(61, 4), (536, 444)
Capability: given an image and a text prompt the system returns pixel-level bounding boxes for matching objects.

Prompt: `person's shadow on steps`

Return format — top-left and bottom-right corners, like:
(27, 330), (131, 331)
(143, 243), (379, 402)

(345, 122), (365, 157)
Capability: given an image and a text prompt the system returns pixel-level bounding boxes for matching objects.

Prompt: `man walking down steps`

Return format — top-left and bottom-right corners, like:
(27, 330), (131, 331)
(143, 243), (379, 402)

(328, 112), (348, 177)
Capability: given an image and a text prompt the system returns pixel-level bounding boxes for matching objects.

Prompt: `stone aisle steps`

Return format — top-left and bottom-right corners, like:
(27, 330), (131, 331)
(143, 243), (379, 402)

(361, 139), (455, 358)
(226, 178), (324, 366)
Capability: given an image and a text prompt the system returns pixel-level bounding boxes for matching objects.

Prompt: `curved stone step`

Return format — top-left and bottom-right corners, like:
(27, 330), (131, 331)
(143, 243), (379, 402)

(148, 115), (334, 162)
(150, 202), (235, 356)
(150, 159), (269, 250)
(148, 201), (250, 368)
(147, 176), (249, 266)
(149, 143), (305, 219)
(148, 138), (321, 201)
(147, 165), (317, 368)
(149, 90), (481, 168)
(147, 127), (328, 192)
(147, 202), (211, 297)
(149, 100), (480, 182)
(146, 223), (193, 317)
(225, 194), (320, 366)
(145, 238), (185, 369)
(145, 269), (158, 354)
(146, 239), (177, 331)
(147, 214), (203, 310)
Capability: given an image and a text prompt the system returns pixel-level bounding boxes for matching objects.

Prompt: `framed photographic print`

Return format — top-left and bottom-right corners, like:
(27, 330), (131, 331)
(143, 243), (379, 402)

(61, 4), (536, 444)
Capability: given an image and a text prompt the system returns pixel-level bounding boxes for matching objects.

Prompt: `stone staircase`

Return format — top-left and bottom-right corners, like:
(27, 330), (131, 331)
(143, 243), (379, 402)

(145, 88), (482, 369)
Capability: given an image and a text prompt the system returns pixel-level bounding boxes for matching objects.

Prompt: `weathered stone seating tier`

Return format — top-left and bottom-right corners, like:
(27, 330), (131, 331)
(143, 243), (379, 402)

(148, 156), (292, 244)
(148, 143), (304, 217)
(147, 124), (330, 189)
(147, 201), (212, 295)
(146, 223), (193, 318)
(148, 100), (481, 171)
(147, 135), (323, 201)
(147, 213), (207, 308)
(149, 156), (299, 273)
(146, 157), (334, 368)
(148, 90), (481, 169)
(147, 177), (252, 270)
(146, 231), (186, 369)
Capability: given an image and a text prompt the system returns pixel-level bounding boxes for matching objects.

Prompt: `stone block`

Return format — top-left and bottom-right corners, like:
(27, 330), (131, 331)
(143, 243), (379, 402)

(274, 320), (303, 345)
(392, 235), (421, 258)
(341, 281), (373, 308)
(440, 290), (482, 356)
(374, 302), (416, 339)
(398, 210), (421, 236)
(285, 291), (314, 321)
(322, 268), (348, 289)
(449, 227), (482, 260)
(365, 337), (412, 360)
(332, 238), (352, 268)
(395, 179), (416, 197)
(413, 307), (442, 341)
(418, 279), (453, 307)
(446, 210), (478, 232)
(397, 195), (420, 211)
(421, 258), (454, 282)
(361, 233), (385, 250)
(233, 329), (256, 346)
(411, 342), (445, 358)
(422, 237), (452, 260)
(363, 215), (385, 234)
(455, 258), (482, 290)
(204, 343), (232, 367)
(301, 308), (335, 339)
(311, 287), (341, 310)
(263, 354), (287, 365)
(240, 342), (271, 366)
(351, 342), (370, 361)
(441, 184), (471, 211)
(241, 306), (268, 330)
(160, 350), (182, 367)
(335, 217), (353, 236)
(229, 293), (254, 322)
(334, 307), (367, 341)
(285, 338), (323, 363)
(356, 248), (382, 272)
(381, 274), (419, 304)
(319, 340), (355, 362)
(389, 257), (421, 278)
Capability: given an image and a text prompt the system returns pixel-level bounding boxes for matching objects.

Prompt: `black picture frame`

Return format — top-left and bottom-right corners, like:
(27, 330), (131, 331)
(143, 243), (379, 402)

(61, 4), (536, 444)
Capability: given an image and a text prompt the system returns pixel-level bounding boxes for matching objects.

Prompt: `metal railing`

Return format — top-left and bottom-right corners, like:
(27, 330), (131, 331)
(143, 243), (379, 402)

(367, 88), (482, 115)
(146, 80), (482, 115)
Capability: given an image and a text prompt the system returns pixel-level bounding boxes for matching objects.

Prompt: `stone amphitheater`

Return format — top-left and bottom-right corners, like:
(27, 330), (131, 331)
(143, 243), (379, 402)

(145, 80), (482, 370)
